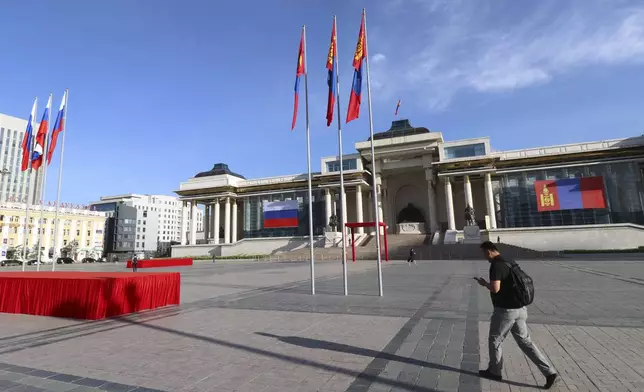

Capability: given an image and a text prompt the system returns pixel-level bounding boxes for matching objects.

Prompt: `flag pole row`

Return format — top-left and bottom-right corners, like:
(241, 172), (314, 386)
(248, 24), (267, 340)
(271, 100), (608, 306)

(291, 9), (384, 297)
(17, 90), (69, 272)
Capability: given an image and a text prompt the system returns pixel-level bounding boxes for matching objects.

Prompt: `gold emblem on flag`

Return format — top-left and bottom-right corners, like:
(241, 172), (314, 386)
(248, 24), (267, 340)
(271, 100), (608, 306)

(540, 184), (554, 207)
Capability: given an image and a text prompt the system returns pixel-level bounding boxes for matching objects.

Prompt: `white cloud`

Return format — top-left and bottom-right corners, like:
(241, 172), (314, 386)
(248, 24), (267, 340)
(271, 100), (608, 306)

(371, 53), (387, 64)
(371, 0), (644, 110)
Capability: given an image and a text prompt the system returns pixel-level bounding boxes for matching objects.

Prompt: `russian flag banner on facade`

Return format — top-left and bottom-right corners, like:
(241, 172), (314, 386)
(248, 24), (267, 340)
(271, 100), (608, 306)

(535, 176), (607, 212)
(263, 200), (299, 228)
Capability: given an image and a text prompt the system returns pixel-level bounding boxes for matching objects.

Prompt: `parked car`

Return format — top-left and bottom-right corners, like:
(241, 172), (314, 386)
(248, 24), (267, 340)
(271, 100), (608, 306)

(81, 257), (96, 263)
(27, 259), (40, 265)
(56, 257), (75, 264)
(1, 259), (22, 267)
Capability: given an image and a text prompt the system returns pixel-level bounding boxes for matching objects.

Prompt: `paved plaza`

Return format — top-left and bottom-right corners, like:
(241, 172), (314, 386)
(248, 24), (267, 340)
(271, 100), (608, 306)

(0, 257), (643, 392)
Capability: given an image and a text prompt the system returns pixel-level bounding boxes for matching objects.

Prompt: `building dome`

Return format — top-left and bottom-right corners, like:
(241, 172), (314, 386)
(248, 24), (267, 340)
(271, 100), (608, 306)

(368, 119), (430, 141)
(195, 163), (246, 179)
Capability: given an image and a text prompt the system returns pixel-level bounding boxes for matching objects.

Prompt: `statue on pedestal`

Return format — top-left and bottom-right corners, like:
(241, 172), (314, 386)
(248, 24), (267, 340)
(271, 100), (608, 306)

(465, 205), (476, 226)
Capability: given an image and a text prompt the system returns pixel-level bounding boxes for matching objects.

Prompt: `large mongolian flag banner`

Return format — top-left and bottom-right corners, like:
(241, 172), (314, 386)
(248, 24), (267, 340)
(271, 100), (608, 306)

(263, 200), (299, 228)
(534, 177), (607, 212)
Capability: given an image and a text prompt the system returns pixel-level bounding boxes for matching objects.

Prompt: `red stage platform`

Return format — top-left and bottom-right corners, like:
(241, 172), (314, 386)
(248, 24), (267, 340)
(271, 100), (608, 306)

(126, 258), (193, 269)
(0, 272), (180, 320)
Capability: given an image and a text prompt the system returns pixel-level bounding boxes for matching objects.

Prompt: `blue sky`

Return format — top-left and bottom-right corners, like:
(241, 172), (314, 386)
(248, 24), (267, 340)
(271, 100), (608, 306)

(1, 0), (644, 204)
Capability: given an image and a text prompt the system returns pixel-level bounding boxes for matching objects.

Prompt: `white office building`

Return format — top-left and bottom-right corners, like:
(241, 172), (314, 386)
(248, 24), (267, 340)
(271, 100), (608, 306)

(0, 113), (44, 203)
(90, 194), (203, 253)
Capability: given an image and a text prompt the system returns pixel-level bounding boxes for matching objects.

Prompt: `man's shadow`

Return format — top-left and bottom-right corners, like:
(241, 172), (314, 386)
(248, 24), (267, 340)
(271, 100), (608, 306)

(255, 332), (540, 389)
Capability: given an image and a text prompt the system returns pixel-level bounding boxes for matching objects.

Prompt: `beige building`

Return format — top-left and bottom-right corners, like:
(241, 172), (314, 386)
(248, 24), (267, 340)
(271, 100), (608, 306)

(0, 201), (106, 261)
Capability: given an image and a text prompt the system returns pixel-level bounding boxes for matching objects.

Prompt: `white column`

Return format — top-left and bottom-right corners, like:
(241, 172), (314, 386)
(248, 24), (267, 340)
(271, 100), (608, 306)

(445, 177), (456, 231)
(31, 216), (39, 251)
(224, 197), (231, 244)
(209, 204), (215, 240)
(91, 220), (98, 249)
(377, 182), (385, 235)
(204, 205), (210, 241)
(44, 217), (52, 260)
(214, 199), (220, 245)
(55, 218), (64, 256)
(324, 189), (332, 228)
(366, 192), (375, 235)
(355, 185), (364, 234)
(380, 177), (387, 234)
(340, 189), (347, 236)
(464, 175), (473, 209)
(189, 201), (197, 245)
(485, 173), (497, 229)
(425, 169), (439, 233)
(70, 219), (77, 247)
(80, 220), (88, 249)
(1, 223), (8, 250)
(17, 216), (24, 249)
(180, 201), (188, 245)
(232, 199), (238, 243)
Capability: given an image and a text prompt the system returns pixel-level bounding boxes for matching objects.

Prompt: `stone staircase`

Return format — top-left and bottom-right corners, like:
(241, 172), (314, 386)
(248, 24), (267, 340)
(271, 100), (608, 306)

(269, 234), (557, 261)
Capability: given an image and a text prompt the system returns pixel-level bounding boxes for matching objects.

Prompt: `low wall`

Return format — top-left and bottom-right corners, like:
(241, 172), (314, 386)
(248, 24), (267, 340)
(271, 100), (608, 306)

(490, 224), (644, 251)
(171, 236), (325, 258)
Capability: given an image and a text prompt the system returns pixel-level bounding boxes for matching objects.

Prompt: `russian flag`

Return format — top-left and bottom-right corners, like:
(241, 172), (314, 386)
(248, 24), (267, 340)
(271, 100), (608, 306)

(263, 200), (299, 228)
(32, 95), (52, 170)
(47, 90), (67, 165)
(20, 98), (38, 172)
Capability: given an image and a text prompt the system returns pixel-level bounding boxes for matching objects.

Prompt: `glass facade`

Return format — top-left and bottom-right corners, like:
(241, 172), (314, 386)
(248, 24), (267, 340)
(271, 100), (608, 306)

(496, 161), (644, 228)
(444, 143), (486, 159)
(243, 190), (326, 238)
(326, 158), (358, 172)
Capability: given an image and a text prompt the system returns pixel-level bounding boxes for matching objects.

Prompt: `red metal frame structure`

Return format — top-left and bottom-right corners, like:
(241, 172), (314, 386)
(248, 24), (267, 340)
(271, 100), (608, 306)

(345, 222), (389, 263)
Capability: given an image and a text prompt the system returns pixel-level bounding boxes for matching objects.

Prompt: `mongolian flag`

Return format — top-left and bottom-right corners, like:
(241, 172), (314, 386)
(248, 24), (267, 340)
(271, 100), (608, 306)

(326, 18), (338, 127)
(291, 30), (305, 131)
(534, 177), (607, 212)
(395, 99), (401, 116)
(346, 13), (366, 123)
(21, 98), (38, 171)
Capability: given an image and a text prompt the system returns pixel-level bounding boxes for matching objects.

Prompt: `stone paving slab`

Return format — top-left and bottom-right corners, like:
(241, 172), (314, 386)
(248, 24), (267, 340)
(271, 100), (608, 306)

(0, 258), (643, 391)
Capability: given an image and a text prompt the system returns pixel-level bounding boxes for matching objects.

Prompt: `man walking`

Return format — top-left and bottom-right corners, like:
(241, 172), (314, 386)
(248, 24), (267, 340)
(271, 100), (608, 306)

(476, 241), (559, 389)
(132, 255), (138, 272)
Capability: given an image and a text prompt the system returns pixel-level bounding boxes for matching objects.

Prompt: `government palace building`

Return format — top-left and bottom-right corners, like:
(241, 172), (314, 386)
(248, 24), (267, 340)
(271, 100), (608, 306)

(172, 119), (644, 256)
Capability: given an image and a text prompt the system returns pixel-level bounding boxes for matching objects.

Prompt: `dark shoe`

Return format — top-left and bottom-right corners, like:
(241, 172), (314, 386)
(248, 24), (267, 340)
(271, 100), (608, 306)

(479, 369), (502, 381)
(544, 373), (559, 389)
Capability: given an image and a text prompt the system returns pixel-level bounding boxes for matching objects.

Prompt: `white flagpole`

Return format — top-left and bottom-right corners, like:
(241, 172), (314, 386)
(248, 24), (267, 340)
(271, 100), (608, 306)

(51, 89), (68, 272)
(302, 25), (316, 295)
(333, 16), (349, 296)
(22, 97), (38, 271)
(36, 94), (53, 271)
(363, 9), (384, 296)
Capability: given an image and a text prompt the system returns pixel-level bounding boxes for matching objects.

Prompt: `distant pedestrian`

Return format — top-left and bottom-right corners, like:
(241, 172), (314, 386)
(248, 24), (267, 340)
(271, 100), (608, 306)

(476, 241), (559, 389)
(497, 236), (501, 244)
(407, 248), (416, 265)
(132, 255), (138, 272)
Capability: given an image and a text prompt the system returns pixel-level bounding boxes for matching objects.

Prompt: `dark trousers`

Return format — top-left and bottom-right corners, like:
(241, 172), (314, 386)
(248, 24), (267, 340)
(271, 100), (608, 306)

(132, 263), (137, 272)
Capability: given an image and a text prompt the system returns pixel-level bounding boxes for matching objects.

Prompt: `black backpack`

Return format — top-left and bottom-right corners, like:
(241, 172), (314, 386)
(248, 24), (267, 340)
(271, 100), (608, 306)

(504, 261), (535, 306)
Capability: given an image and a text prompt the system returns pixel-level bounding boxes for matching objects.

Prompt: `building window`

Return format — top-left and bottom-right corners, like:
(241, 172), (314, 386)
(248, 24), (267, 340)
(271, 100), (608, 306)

(443, 143), (486, 159)
(326, 158), (357, 172)
(137, 235), (140, 239)
(76, 230), (80, 236)
(136, 242), (139, 248)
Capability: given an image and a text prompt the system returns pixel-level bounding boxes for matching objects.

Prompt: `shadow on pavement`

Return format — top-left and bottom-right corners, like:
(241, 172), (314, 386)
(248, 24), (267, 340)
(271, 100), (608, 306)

(255, 332), (540, 390)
